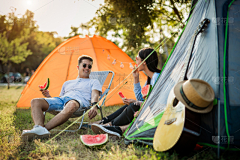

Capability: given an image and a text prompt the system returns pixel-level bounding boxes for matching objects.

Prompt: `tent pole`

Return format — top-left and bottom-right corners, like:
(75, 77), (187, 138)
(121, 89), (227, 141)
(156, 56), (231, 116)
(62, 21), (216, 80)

(65, 51), (73, 81)
(217, 98), (220, 158)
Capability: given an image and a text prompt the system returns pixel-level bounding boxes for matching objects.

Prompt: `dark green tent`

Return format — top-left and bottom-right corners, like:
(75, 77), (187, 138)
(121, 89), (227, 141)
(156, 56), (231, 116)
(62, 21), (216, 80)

(124, 0), (240, 151)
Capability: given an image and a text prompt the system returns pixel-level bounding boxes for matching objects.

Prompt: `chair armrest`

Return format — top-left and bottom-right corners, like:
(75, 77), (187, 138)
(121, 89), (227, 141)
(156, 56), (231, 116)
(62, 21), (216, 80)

(99, 89), (110, 100)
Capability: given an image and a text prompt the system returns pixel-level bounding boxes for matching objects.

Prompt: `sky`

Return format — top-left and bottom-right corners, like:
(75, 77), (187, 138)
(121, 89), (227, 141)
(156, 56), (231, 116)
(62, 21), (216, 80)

(0, 0), (105, 37)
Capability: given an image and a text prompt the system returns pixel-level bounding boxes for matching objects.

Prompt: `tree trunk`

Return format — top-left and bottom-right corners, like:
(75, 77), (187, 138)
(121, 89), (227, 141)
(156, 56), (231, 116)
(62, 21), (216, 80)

(7, 63), (11, 89)
(0, 61), (5, 74)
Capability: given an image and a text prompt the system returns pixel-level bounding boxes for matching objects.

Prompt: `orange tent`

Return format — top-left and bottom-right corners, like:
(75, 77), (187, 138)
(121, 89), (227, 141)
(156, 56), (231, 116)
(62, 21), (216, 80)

(17, 35), (147, 108)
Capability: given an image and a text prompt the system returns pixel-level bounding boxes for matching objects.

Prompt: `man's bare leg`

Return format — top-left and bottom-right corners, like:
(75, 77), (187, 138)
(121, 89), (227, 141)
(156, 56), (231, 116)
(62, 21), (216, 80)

(31, 98), (50, 127)
(45, 100), (79, 131)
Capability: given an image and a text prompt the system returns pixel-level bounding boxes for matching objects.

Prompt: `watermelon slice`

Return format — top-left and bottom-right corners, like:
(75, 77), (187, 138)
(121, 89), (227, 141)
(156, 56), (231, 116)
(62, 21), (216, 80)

(80, 134), (108, 147)
(141, 84), (152, 97)
(118, 91), (126, 99)
(39, 78), (50, 90)
(134, 64), (138, 70)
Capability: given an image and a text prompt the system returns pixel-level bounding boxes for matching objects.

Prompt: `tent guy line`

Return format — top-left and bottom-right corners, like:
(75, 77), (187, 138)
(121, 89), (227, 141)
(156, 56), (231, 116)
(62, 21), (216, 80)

(42, 27), (181, 145)
(20, 0), (203, 152)
(19, 0), (204, 155)
(34, 0), (55, 13)
(185, 117), (212, 134)
(18, 12), (184, 146)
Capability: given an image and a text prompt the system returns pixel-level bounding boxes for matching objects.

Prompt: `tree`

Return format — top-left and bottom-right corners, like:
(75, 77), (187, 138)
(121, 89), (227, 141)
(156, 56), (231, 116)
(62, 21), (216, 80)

(0, 31), (32, 89)
(0, 8), (36, 88)
(88, 0), (191, 59)
(64, 26), (82, 39)
(64, 23), (92, 39)
(0, 8), (63, 79)
(19, 31), (61, 71)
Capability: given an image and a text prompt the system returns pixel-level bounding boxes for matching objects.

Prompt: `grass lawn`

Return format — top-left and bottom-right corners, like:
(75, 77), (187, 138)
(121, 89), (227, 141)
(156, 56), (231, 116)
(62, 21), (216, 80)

(0, 86), (238, 159)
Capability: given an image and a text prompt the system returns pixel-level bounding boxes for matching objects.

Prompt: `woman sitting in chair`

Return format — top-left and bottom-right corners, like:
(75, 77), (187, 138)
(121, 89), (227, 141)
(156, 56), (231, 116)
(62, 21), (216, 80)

(91, 47), (161, 138)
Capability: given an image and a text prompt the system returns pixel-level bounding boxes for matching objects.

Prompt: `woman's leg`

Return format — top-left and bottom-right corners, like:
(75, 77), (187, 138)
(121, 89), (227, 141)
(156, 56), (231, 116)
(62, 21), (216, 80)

(101, 104), (128, 124)
(111, 103), (140, 126)
(119, 124), (129, 133)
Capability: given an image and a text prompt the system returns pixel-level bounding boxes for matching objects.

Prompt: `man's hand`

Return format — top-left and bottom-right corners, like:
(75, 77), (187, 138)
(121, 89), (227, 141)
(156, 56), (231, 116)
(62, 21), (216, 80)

(88, 105), (98, 120)
(89, 90), (100, 120)
(123, 98), (136, 105)
(40, 88), (51, 98)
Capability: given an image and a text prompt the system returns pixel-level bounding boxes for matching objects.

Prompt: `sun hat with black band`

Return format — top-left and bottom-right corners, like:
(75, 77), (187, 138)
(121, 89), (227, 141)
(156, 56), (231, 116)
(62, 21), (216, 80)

(173, 79), (215, 113)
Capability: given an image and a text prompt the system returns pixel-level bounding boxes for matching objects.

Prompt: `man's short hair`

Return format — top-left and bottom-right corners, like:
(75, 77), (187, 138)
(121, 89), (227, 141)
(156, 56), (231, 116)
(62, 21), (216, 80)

(78, 55), (93, 65)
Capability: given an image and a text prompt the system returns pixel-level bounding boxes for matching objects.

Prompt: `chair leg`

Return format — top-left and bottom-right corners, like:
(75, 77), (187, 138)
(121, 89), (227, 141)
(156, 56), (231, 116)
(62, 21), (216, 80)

(75, 111), (86, 131)
(51, 111), (86, 132)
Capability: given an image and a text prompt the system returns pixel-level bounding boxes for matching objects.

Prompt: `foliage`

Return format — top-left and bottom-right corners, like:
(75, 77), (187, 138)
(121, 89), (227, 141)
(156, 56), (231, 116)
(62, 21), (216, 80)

(64, 23), (93, 39)
(0, 31), (32, 65)
(64, 26), (81, 39)
(0, 8), (35, 88)
(0, 8), (34, 66)
(0, 8), (63, 74)
(87, 0), (191, 58)
(18, 31), (61, 71)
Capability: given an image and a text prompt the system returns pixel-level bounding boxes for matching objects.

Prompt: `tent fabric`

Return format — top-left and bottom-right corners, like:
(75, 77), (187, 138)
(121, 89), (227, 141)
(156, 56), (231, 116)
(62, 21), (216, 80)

(17, 35), (147, 108)
(124, 0), (240, 149)
(217, 0), (240, 147)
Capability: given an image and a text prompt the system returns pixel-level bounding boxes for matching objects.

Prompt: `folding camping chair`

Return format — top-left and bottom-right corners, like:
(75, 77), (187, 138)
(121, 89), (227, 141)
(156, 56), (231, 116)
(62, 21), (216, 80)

(45, 71), (114, 132)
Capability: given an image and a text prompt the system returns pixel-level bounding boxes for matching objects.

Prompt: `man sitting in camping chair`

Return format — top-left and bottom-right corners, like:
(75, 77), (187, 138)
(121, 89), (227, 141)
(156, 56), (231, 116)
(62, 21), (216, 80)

(21, 55), (102, 140)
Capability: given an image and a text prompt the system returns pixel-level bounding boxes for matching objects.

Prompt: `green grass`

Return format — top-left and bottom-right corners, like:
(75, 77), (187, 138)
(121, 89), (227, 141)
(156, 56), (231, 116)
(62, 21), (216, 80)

(0, 86), (239, 159)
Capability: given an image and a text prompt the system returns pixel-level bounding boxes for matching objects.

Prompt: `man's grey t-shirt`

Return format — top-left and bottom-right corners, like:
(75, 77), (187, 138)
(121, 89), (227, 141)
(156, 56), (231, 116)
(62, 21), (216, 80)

(59, 78), (102, 107)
